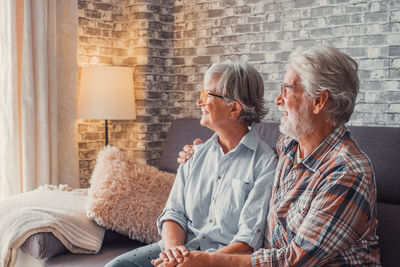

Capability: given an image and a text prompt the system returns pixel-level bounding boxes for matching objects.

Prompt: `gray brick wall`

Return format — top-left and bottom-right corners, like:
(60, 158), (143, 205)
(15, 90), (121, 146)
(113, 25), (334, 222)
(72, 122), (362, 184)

(77, 0), (400, 187)
(78, 0), (128, 187)
(171, 0), (400, 127)
(77, 0), (174, 187)
(124, 0), (174, 167)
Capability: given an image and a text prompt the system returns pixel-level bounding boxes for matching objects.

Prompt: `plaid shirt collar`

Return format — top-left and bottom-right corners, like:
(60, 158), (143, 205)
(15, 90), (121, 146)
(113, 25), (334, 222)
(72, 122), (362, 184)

(281, 124), (348, 172)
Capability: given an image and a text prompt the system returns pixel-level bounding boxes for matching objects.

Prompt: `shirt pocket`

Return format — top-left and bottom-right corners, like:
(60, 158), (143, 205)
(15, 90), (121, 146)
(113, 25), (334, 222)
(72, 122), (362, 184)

(218, 178), (252, 218)
(286, 201), (305, 235)
(286, 191), (312, 237)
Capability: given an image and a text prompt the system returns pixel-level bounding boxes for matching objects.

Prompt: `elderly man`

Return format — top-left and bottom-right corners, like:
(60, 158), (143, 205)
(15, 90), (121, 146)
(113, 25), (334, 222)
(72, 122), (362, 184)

(172, 46), (381, 266)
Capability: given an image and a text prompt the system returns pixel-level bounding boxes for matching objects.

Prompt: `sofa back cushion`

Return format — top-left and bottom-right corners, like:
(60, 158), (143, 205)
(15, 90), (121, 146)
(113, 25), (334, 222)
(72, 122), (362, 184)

(376, 202), (400, 267)
(346, 126), (400, 204)
(159, 119), (213, 173)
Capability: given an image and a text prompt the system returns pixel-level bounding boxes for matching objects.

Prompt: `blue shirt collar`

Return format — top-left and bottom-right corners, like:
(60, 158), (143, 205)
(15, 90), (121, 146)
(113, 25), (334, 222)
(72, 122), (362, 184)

(212, 127), (259, 152)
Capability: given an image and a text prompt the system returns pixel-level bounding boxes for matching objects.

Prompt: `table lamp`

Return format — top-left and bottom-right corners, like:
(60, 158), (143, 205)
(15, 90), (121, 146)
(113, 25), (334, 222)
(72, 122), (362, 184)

(77, 66), (136, 146)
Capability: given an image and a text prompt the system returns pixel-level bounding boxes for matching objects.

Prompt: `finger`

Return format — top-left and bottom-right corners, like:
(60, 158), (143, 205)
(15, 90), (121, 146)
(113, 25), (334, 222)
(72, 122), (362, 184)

(159, 252), (168, 262)
(168, 261), (179, 267)
(177, 151), (188, 164)
(165, 249), (176, 263)
(183, 145), (194, 155)
(171, 248), (184, 263)
(177, 157), (186, 164)
(164, 261), (175, 267)
(151, 258), (160, 264)
(152, 257), (164, 266)
(178, 150), (188, 159)
(177, 246), (189, 256)
(193, 138), (204, 146)
(181, 147), (192, 160)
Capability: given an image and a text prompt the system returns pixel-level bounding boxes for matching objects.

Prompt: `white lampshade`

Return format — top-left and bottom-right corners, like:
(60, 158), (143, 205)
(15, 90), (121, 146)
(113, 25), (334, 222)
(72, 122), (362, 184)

(77, 66), (136, 120)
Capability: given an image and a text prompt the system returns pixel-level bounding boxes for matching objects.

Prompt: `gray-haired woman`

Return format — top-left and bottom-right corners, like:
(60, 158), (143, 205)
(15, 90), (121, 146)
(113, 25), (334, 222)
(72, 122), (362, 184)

(105, 61), (277, 267)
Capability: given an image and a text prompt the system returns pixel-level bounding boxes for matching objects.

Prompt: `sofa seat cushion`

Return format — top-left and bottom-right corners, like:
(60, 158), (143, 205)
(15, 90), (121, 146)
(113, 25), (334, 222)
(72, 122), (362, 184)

(45, 240), (145, 267)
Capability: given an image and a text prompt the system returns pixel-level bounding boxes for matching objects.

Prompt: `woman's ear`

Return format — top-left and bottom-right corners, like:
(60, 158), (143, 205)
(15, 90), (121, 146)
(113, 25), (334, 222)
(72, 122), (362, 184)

(229, 101), (242, 119)
(312, 90), (329, 114)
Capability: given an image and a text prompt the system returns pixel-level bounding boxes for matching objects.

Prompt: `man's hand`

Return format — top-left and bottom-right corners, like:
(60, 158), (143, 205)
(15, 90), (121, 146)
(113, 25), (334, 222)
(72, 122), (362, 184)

(152, 246), (189, 267)
(178, 251), (252, 267)
(177, 251), (210, 267)
(177, 138), (204, 164)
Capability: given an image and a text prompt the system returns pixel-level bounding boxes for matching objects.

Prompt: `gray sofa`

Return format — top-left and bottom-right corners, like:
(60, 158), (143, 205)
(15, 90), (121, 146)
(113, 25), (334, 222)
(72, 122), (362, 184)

(20, 118), (400, 266)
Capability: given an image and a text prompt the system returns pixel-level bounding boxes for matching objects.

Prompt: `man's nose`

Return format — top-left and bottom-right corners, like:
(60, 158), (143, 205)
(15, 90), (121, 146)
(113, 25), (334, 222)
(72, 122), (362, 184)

(275, 92), (283, 106)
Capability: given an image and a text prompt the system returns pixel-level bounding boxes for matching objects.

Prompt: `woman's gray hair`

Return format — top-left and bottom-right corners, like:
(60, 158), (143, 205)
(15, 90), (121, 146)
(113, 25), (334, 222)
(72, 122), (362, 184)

(290, 45), (359, 126)
(204, 60), (268, 126)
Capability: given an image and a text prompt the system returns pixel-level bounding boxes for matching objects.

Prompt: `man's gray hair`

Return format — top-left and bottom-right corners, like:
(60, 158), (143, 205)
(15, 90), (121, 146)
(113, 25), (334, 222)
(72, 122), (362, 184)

(290, 45), (359, 126)
(204, 61), (268, 126)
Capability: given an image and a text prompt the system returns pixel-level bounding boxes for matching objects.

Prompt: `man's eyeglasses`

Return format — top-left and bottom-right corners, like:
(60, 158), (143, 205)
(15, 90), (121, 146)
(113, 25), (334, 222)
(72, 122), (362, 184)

(280, 84), (298, 98)
(200, 90), (224, 105)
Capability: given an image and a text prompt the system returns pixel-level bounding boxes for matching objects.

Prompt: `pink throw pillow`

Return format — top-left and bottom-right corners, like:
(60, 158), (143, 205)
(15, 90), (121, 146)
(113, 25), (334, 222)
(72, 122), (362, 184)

(87, 146), (175, 244)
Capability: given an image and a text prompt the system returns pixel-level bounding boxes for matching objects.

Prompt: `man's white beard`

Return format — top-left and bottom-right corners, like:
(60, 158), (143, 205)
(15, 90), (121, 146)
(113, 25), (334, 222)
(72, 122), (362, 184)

(279, 100), (315, 141)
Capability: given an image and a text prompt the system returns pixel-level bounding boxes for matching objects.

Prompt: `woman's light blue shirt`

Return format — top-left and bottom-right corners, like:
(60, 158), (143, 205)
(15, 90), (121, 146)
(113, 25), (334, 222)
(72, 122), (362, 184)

(157, 127), (277, 252)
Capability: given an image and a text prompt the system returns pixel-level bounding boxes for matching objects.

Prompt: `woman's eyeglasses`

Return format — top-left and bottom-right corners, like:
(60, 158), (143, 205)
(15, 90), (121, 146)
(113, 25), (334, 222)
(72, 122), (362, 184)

(200, 90), (224, 105)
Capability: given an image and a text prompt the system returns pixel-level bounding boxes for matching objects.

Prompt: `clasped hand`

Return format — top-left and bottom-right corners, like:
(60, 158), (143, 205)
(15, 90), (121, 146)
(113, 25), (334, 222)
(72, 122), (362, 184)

(152, 245), (189, 267)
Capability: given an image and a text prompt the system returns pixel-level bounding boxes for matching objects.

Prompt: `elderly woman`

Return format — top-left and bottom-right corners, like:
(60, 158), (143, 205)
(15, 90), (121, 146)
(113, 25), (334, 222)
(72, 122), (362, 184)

(105, 61), (277, 267)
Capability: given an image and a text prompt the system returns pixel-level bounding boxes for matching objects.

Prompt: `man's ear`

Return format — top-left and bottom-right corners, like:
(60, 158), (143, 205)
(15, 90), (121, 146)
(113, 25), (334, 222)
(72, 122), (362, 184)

(312, 90), (329, 114)
(229, 101), (242, 119)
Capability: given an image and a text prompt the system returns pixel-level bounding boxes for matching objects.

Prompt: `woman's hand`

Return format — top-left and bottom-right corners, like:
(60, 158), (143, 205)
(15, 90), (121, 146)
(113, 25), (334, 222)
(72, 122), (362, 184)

(151, 246), (189, 266)
(157, 221), (187, 266)
(177, 138), (204, 164)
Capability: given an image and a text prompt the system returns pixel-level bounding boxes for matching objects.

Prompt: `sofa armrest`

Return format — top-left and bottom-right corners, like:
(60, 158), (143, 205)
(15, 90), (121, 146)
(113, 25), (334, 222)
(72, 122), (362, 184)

(20, 230), (134, 260)
(20, 232), (68, 260)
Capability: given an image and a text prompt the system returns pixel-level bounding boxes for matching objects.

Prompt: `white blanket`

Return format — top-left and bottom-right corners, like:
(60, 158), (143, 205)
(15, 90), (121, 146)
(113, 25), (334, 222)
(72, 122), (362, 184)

(0, 185), (105, 267)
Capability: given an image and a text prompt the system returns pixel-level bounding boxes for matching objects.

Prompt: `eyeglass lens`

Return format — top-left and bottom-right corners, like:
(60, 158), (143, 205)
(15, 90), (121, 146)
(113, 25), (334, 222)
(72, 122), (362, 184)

(280, 84), (297, 98)
(280, 85), (287, 98)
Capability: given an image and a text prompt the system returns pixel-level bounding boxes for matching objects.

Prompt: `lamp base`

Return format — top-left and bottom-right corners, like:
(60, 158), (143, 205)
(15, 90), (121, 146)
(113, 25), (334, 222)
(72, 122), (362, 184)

(105, 119), (109, 146)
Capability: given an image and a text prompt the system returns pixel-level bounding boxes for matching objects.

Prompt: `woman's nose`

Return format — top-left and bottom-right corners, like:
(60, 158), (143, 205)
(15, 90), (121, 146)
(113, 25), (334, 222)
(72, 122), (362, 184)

(197, 99), (203, 107)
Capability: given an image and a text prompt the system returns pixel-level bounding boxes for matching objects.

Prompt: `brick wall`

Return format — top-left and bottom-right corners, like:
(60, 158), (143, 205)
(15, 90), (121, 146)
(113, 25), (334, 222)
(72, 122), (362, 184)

(171, 0), (400, 127)
(77, 0), (174, 187)
(78, 0), (125, 187)
(125, 0), (175, 167)
(77, 0), (400, 187)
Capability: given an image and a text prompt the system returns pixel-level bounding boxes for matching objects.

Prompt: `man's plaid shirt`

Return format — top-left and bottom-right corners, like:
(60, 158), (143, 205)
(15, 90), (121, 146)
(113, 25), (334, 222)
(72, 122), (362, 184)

(252, 125), (381, 266)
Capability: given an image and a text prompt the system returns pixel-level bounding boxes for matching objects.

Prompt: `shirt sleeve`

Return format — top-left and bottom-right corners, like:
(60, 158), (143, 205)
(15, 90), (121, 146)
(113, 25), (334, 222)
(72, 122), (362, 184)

(251, 170), (375, 266)
(231, 152), (278, 250)
(157, 160), (191, 235)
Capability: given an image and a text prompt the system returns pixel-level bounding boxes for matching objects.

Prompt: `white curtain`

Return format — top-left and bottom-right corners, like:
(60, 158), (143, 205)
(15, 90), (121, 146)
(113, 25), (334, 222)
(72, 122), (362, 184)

(0, 0), (79, 199)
